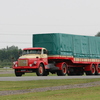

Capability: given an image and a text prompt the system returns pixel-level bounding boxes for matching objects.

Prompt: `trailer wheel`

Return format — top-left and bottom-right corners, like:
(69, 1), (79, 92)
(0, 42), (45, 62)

(85, 65), (96, 75)
(95, 64), (100, 75)
(68, 67), (84, 76)
(57, 63), (67, 76)
(36, 64), (45, 76)
(15, 69), (22, 77)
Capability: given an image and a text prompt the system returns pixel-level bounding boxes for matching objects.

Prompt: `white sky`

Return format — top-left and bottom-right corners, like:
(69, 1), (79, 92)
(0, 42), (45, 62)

(0, 0), (100, 49)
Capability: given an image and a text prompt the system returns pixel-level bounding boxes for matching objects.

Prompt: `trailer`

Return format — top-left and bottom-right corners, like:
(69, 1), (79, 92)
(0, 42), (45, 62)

(13, 33), (100, 76)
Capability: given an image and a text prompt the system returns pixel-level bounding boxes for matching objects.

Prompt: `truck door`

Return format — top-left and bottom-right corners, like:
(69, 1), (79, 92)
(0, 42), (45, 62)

(41, 49), (48, 65)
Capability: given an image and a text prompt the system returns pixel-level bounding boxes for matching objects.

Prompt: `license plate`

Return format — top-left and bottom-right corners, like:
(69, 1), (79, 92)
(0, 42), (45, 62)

(21, 70), (26, 72)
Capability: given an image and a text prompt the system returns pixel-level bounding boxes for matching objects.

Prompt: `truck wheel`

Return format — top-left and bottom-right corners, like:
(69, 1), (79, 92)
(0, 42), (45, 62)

(95, 64), (100, 75)
(68, 67), (84, 76)
(75, 68), (84, 76)
(57, 63), (67, 76)
(36, 64), (45, 76)
(43, 71), (49, 76)
(67, 68), (75, 76)
(15, 69), (22, 77)
(85, 65), (96, 75)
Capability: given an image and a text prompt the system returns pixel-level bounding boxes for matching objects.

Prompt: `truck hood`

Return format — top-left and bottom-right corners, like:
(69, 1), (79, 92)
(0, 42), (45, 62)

(19, 54), (41, 59)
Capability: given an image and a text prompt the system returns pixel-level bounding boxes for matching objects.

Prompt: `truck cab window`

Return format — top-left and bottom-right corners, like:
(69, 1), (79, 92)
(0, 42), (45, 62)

(23, 49), (41, 55)
(43, 49), (47, 54)
(36, 50), (41, 54)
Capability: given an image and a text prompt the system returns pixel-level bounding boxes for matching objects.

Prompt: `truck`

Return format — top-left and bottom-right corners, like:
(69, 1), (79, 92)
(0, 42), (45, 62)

(13, 33), (100, 76)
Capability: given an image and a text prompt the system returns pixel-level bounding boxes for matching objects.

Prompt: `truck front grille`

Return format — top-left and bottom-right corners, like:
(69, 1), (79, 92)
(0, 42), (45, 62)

(18, 60), (28, 66)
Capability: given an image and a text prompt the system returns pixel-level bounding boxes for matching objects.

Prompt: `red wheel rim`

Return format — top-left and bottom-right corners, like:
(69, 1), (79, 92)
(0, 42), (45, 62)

(63, 66), (67, 74)
(92, 66), (95, 74)
(97, 67), (100, 74)
(39, 66), (43, 74)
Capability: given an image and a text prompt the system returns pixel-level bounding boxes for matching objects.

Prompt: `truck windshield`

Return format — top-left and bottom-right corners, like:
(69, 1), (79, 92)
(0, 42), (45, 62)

(22, 49), (41, 55)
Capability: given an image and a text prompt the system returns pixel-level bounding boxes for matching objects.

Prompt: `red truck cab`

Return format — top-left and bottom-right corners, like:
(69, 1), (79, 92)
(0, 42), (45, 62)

(13, 47), (49, 76)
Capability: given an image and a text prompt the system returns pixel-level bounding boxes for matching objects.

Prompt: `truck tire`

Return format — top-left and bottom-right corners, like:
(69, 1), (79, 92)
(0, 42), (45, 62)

(68, 67), (84, 76)
(57, 63), (67, 76)
(36, 64), (45, 76)
(43, 71), (49, 76)
(95, 64), (100, 75)
(85, 65), (96, 75)
(15, 69), (22, 77)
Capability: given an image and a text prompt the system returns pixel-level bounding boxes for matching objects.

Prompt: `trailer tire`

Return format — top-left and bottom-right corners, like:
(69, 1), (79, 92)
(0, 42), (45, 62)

(36, 64), (45, 76)
(15, 69), (22, 77)
(95, 64), (100, 75)
(68, 67), (84, 76)
(57, 63), (67, 76)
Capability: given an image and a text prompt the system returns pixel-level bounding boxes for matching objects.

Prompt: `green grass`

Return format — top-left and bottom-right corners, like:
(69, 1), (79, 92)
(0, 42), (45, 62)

(0, 78), (100, 100)
(0, 78), (100, 91)
(1, 68), (100, 100)
(0, 68), (12, 70)
(0, 72), (57, 77)
(1, 86), (100, 100)
(0, 73), (36, 77)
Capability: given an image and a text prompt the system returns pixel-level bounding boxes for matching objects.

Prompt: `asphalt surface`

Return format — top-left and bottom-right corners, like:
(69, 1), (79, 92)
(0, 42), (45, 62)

(0, 76), (100, 81)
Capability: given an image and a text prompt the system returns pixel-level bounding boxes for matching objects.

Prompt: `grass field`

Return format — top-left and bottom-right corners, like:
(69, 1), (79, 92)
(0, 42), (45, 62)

(1, 78), (100, 91)
(0, 78), (100, 100)
(1, 86), (100, 100)
(0, 68), (100, 100)
(0, 73), (37, 77)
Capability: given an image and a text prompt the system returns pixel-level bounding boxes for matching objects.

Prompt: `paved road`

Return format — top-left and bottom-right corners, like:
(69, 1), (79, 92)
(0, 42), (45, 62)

(0, 76), (100, 81)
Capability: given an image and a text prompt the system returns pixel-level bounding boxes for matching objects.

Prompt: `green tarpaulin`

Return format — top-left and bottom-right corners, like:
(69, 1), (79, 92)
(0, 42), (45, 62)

(33, 33), (100, 58)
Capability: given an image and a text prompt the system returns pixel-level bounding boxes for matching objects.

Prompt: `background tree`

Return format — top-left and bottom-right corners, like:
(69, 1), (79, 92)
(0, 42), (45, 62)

(95, 32), (100, 36)
(0, 46), (22, 68)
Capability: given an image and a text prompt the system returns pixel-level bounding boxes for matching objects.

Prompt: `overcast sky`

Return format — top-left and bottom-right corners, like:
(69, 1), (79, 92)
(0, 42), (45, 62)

(0, 0), (100, 49)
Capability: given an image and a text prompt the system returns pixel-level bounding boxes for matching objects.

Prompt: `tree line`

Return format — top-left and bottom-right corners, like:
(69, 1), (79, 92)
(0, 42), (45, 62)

(0, 46), (22, 68)
(95, 32), (100, 36)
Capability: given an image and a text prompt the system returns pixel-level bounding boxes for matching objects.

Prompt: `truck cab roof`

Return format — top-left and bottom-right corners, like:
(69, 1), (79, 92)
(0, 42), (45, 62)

(23, 47), (45, 50)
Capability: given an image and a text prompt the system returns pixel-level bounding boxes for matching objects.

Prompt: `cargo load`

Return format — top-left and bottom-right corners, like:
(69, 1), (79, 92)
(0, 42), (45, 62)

(33, 33), (100, 58)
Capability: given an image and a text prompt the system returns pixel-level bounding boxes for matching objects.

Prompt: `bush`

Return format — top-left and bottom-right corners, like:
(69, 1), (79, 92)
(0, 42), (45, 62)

(0, 60), (12, 68)
(0, 46), (22, 68)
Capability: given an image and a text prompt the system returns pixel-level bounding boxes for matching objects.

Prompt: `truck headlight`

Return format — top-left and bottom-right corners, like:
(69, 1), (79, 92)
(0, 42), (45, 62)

(15, 64), (18, 67)
(30, 64), (33, 67)
(34, 61), (37, 65)
(29, 61), (37, 67)
(13, 61), (18, 67)
(13, 62), (16, 65)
